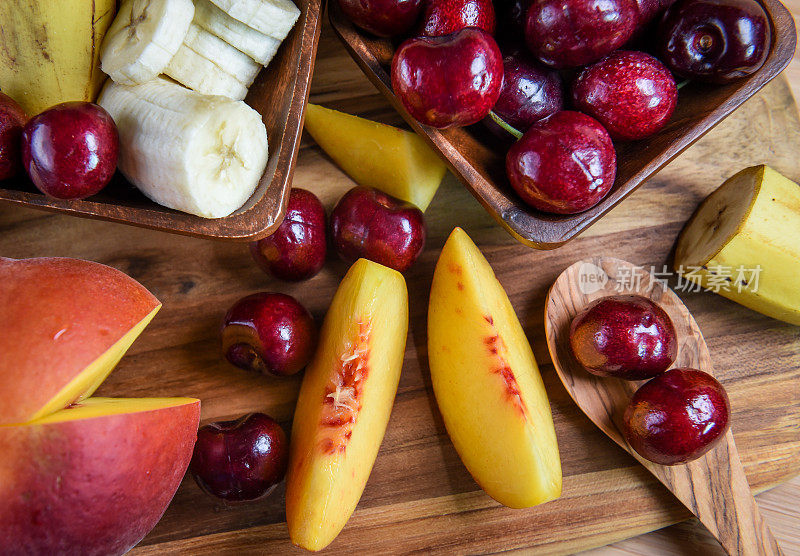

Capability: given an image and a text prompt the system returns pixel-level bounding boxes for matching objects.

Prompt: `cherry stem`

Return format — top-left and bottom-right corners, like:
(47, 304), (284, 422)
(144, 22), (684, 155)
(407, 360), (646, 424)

(676, 79), (691, 90)
(488, 111), (523, 140)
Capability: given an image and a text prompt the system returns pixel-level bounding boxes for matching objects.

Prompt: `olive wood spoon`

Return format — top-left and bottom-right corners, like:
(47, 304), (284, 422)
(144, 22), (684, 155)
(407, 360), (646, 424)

(544, 257), (781, 555)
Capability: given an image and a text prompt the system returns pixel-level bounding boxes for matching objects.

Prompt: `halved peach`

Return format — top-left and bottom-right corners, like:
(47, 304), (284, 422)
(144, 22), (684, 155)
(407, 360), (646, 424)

(0, 396), (200, 555)
(428, 228), (562, 508)
(285, 258), (408, 551)
(0, 257), (160, 424)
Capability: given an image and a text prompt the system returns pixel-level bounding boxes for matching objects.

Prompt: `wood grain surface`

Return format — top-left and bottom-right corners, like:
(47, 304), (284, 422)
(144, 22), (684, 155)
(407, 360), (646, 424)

(0, 9), (799, 556)
(546, 258), (782, 555)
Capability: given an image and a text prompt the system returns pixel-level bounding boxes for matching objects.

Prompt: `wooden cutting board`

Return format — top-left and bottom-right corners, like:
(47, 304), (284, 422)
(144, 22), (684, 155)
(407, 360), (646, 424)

(1, 25), (799, 555)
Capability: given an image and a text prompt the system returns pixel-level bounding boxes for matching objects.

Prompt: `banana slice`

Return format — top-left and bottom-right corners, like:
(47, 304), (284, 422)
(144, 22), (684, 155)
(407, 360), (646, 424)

(98, 77), (269, 218)
(165, 23), (260, 99)
(208, 0), (300, 40)
(101, 0), (194, 86)
(165, 44), (248, 100)
(194, 0), (282, 66)
(674, 165), (800, 325)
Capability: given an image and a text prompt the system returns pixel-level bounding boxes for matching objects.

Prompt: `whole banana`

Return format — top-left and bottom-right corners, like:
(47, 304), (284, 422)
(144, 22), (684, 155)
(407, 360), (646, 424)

(0, 0), (117, 115)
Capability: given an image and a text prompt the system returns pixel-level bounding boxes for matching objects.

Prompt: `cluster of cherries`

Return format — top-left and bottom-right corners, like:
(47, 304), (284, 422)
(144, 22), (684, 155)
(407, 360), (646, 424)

(190, 184), (427, 502)
(339, 0), (771, 214)
(0, 95), (119, 199)
(569, 294), (731, 465)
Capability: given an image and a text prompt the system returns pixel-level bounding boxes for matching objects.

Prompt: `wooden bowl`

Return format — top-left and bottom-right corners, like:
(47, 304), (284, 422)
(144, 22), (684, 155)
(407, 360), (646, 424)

(329, 0), (797, 249)
(0, 0), (323, 241)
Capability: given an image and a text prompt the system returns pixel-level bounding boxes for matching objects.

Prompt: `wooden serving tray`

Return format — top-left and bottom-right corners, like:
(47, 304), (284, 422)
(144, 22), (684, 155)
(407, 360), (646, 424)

(329, 0), (797, 249)
(1, 40), (798, 551)
(0, 0), (322, 241)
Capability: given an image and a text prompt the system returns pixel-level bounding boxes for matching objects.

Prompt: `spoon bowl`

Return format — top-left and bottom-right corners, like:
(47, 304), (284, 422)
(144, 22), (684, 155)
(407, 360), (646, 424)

(544, 257), (781, 555)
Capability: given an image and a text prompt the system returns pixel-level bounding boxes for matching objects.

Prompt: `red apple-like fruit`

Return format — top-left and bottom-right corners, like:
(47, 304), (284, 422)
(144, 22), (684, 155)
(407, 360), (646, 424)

(525, 0), (639, 68)
(419, 0), (496, 37)
(0, 397), (200, 556)
(657, 0), (771, 83)
(572, 51), (678, 141)
(492, 52), (563, 132)
(506, 111), (616, 214)
(623, 368), (731, 465)
(330, 186), (426, 272)
(222, 293), (317, 377)
(337, 0), (423, 37)
(391, 28), (503, 128)
(0, 92), (27, 181)
(569, 295), (678, 380)
(190, 413), (289, 502)
(250, 189), (327, 282)
(21, 101), (119, 200)
(0, 257), (161, 426)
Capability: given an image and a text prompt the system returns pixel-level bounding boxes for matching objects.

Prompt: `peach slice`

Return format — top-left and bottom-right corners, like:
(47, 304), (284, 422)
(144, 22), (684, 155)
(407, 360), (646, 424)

(285, 258), (408, 551)
(0, 396), (200, 555)
(428, 228), (562, 508)
(0, 257), (160, 424)
(304, 103), (447, 211)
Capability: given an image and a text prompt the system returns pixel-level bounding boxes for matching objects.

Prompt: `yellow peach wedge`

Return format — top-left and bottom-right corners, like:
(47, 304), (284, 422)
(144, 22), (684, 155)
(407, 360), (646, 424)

(285, 258), (409, 551)
(304, 103), (447, 211)
(428, 228), (562, 509)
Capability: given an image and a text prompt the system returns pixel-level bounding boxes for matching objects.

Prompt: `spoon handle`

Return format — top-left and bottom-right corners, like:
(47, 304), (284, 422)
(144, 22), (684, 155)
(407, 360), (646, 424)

(642, 430), (781, 555)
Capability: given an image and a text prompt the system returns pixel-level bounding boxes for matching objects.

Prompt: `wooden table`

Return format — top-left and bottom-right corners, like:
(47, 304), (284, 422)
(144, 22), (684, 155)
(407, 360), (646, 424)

(1, 5), (799, 556)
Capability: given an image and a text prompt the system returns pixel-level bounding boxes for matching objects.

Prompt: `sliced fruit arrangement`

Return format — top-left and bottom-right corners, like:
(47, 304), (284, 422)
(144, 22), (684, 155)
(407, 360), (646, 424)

(0, 256), (200, 555)
(0, 257), (160, 425)
(0, 0), (300, 215)
(98, 77), (269, 218)
(208, 0), (301, 39)
(194, 0), (282, 65)
(0, 0), (117, 115)
(0, 397), (200, 556)
(674, 165), (800, 325)
(101, 0), (299, 98)
(286, 258), (409, 551)
(428, 228), (562, 508)
(100, 0), (194, 86)
(304, 103), (447, 211)
(165, 23), (261, 100)
(79, 0), (299, 215)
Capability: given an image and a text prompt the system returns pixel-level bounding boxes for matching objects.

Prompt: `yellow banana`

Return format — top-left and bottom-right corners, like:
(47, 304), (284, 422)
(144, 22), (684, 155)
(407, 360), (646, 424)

(674, 165), (800, 325)
(0, 0), (117, 116)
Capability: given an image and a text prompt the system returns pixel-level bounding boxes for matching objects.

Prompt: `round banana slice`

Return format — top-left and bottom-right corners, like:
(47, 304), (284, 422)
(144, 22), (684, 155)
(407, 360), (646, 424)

(194, 0), (282, 65)
(208, 0), (300, 40)
(101, 0), (194, 86)
(98, 77), (269, 218)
